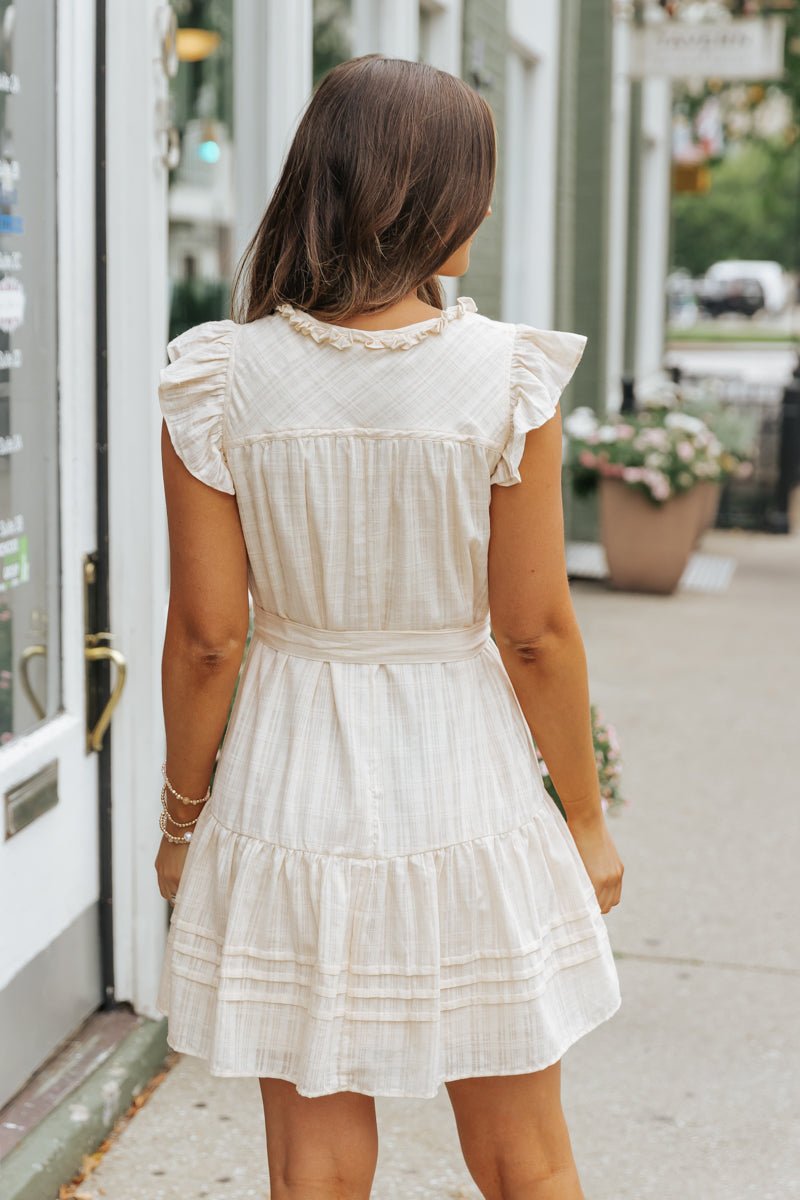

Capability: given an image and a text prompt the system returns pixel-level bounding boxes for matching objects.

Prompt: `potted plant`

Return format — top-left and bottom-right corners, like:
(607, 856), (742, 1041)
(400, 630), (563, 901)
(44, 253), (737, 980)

(634, 378), (757, 544)
(535, 705), (627, 823)
(565, 404), (725, 594)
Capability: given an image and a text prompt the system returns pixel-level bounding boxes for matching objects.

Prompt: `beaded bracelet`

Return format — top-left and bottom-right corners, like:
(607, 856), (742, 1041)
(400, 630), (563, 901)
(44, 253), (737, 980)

(161, 761), (211, 807)
(159, 806), (195, 844)
(160, 784), (198, 828)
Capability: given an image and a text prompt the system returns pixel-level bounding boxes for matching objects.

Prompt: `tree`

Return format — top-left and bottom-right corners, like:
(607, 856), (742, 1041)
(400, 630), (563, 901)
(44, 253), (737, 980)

(671, 2), (800, 271)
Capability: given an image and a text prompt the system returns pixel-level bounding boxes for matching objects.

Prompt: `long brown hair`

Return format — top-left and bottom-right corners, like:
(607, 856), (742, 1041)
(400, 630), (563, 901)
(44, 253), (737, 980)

(230, 54), (497, 325)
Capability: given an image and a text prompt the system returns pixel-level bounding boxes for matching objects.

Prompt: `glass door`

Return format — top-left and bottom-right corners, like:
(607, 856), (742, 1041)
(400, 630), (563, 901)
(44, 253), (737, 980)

(0, 0), (116, 1108)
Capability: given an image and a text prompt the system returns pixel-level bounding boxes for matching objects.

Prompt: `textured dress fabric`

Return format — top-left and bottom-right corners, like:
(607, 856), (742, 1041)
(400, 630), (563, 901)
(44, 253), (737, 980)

(155, 294), (622, 1099)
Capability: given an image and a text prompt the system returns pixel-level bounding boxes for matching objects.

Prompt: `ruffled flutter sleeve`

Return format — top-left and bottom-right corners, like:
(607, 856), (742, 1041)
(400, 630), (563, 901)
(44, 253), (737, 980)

(489, 323), (588, 487)
(158, 319), (238, 494)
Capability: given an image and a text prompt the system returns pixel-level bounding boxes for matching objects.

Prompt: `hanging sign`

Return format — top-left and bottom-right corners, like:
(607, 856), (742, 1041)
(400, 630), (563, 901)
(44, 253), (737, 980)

(629, 16), (786, 81)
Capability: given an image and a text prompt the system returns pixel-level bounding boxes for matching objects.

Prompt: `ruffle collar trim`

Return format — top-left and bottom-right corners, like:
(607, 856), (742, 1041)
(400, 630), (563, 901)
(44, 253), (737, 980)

(274, 296), (478, 350)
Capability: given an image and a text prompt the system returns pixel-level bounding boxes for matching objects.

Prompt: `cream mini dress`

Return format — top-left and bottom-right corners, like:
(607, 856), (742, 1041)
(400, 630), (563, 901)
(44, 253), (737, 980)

(155, 294), (621, 1099)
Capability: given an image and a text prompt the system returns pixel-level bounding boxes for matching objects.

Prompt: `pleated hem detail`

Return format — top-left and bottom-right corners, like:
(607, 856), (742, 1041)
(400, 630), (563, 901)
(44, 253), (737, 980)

(156, 806), (622, 1096)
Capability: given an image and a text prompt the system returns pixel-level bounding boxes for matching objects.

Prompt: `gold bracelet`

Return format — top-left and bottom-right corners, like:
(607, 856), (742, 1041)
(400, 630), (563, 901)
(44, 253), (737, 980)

(159, 807), (195, 844)
(160, 785), (201, 829)
(161, 761), (211, 806)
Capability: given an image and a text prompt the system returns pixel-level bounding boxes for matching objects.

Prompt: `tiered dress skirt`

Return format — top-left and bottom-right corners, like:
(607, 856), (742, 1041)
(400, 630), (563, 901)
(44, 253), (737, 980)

(156, 608), (621, 1099)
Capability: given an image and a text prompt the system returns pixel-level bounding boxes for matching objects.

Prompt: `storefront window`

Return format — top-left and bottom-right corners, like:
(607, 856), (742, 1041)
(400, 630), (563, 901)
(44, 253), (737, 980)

(167, 0), (234, 336)
(0, 0), (60, 745)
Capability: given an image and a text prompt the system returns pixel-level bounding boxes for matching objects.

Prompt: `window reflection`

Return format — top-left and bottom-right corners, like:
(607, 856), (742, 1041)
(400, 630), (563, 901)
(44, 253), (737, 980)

(0, 0), (60, 745)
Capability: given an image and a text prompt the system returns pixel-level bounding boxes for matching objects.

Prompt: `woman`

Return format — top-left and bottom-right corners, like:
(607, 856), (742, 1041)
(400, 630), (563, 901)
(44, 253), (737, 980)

(155, 53), (623, 1200)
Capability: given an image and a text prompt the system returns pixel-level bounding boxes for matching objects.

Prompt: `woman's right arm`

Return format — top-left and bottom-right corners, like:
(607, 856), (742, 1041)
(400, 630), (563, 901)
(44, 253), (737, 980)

(488, 406), (624, 915)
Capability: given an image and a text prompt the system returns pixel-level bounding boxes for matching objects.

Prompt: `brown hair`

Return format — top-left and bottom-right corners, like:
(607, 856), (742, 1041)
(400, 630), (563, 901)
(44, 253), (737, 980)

(230, 54), (497, 324)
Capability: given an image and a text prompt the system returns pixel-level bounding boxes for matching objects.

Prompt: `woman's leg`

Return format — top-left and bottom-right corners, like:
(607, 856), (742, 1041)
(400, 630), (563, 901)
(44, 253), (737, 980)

(445, 1060), (585, 1200)
(259, 1077), (379, 1199)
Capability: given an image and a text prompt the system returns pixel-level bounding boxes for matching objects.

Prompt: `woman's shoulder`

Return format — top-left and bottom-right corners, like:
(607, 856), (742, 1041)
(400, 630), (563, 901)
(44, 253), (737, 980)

(164, 317), (240, 367)
(158, 319), (241, 494)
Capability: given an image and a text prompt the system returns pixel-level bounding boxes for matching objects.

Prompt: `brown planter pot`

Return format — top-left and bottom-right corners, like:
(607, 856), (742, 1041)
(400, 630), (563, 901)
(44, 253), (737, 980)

(692, 480), (723, 547)
(599, 477), (705, 595)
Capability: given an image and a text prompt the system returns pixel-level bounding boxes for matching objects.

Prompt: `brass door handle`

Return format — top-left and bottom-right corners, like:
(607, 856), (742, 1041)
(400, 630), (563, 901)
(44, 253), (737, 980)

(20, 644), (47, 721)
(84, 645), (127, 753)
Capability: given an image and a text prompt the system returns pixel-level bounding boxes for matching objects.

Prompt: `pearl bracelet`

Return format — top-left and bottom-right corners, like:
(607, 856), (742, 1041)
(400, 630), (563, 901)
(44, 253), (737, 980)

(161, 761), (211, 806)
(159, 806), (194, 844)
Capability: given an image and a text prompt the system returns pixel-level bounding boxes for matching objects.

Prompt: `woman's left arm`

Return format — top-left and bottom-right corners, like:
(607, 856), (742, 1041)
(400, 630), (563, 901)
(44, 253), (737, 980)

(154, 419), (250, 904)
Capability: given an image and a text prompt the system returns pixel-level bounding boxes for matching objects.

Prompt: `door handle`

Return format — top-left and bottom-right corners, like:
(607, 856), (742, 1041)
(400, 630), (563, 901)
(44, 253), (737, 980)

(83, 553), (128, 754)
(19, 644), (47, 721)
(84, 644), (128, 753)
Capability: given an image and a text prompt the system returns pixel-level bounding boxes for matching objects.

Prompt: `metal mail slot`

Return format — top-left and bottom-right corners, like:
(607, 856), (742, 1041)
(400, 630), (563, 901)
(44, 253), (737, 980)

(4, 760), (59, 839)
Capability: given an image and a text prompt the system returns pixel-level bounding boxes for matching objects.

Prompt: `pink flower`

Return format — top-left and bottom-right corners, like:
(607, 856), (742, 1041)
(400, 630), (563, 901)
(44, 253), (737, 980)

(676, 441), (694, 462)
(579, 449), (597, 467)
(623, 466), (644, 482)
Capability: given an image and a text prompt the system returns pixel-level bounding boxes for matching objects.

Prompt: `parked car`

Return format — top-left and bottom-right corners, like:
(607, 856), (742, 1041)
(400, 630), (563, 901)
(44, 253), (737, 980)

(698, 273), (764, 318)
(697, 260), (791, 318)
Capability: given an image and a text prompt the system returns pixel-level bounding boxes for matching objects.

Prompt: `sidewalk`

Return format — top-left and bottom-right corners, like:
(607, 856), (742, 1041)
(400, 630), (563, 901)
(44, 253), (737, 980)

(64, 527), (800, 1200)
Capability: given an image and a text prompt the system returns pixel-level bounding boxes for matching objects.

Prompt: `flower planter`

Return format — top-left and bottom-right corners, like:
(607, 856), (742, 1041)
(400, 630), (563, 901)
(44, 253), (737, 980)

(692, 480), (722, 547)
(599, 477), (705, 595)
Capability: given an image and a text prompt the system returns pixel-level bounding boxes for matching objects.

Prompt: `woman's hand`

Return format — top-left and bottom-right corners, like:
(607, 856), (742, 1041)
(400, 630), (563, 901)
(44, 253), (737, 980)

(155, 838), (190, 906)
(568, 816), (624, 915)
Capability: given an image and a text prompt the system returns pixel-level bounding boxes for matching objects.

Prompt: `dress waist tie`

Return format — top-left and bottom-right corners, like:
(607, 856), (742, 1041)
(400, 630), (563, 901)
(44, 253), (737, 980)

(251, 605), (492, 664)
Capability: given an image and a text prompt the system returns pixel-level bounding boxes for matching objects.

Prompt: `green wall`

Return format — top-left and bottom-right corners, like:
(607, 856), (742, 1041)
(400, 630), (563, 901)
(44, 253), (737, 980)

(557, 0), (614, 542)
(460, 0), (507, 318)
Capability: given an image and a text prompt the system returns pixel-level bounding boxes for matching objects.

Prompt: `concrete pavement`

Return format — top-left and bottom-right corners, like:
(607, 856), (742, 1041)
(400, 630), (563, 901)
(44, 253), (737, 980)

(67, 526), (800, 1199)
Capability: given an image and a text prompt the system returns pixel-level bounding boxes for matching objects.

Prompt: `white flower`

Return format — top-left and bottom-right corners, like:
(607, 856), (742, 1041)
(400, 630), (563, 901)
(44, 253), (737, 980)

(596, 425), (621, 443)
(665, 412), (708, 435)
(637, 379), (680, 407)
(635, 428), (670, 451)
(564, 406), (598, 440)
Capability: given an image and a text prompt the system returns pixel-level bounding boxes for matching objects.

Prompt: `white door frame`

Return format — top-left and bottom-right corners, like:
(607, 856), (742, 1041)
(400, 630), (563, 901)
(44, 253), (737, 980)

(503, 1), (561, 327)
(104, 0), (172, 1016)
